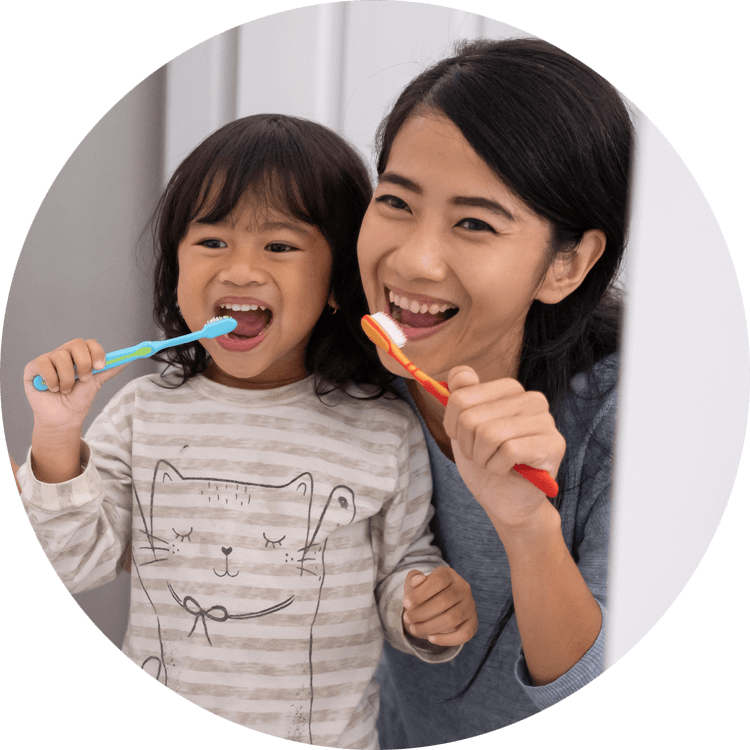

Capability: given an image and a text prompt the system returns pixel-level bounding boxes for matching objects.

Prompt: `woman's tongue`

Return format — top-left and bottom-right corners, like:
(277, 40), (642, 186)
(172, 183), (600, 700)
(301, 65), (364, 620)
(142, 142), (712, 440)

(228, 309), (269, 338)
(399, 308), (442, 329)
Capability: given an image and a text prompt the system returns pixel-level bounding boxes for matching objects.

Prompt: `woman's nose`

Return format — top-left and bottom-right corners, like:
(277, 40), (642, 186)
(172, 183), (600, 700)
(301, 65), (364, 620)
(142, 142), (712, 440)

(386, 228), (447, 282)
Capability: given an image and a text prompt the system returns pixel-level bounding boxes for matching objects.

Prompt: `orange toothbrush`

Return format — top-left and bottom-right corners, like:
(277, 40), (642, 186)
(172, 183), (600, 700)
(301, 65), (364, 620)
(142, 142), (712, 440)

(361, 312), (559, 497)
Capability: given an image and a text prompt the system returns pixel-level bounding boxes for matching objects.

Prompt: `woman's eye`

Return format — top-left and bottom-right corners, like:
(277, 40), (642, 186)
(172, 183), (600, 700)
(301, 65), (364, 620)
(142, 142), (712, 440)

(375, 194), (410, 212)
(456, 217), (497, 233)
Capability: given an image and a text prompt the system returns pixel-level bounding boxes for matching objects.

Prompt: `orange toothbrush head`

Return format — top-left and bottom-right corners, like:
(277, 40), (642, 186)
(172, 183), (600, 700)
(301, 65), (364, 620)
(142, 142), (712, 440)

(361, 313), (407, 353)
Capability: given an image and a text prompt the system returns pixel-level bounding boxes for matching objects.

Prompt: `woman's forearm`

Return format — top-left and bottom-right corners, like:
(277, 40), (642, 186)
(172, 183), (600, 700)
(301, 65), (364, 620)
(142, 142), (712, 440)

(492, 501), (602, 686)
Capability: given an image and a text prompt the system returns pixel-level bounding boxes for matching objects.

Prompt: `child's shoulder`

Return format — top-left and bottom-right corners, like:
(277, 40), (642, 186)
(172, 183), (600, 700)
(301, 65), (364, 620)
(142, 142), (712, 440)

(100, 371), (187, 412)
(319, 383), (421, 430)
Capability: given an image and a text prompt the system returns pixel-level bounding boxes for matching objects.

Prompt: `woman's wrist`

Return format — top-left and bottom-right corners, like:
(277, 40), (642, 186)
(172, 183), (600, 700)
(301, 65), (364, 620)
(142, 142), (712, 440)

(489, 499), (563, 559)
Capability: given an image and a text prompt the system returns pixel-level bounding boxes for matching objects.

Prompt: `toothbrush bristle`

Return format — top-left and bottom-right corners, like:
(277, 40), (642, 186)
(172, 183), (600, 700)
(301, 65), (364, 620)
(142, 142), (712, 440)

(202, 315), (238, 338)
(370, 312), (407, 348)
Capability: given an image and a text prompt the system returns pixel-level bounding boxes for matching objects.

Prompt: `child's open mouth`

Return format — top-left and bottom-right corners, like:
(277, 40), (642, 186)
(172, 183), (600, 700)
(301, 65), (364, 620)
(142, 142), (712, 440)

(214, 302), (273, 351)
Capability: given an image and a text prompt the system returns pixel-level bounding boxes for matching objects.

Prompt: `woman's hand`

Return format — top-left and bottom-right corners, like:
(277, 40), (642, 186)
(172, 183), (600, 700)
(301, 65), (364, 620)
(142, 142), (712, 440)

(443, 365), (566, 535)
(402, 567), (477, 648)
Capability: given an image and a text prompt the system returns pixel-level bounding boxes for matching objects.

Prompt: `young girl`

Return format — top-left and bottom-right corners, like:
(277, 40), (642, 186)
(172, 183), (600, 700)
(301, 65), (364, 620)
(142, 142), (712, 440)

(18, 114), (477, 748)
(357, 39), (632, 746)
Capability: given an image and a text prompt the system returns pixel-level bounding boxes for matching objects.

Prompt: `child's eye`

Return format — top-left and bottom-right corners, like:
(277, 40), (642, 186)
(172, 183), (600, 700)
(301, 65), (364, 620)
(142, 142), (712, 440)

(266, 243), (297, 254)
(455, 217), (497, 233)
(375, 194), (410, 212)
(198, 239), (228, 249)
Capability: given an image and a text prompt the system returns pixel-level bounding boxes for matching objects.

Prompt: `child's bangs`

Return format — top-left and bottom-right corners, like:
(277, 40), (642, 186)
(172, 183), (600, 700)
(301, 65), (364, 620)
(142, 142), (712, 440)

(189, 157), (317, 230)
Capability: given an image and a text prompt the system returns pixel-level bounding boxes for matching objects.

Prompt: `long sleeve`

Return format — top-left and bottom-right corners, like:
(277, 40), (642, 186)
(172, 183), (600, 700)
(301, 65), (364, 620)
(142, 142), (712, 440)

(372, 413), (461, 663)
(19, 390), (135, 594)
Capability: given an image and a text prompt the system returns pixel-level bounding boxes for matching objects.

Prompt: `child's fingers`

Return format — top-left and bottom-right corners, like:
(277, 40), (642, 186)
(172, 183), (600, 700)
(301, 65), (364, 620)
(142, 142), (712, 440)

(420, 617), (478, 647)
(29, 338), (115, 394)
(404, 589), (468, 638)
(403, 567), (453, 609)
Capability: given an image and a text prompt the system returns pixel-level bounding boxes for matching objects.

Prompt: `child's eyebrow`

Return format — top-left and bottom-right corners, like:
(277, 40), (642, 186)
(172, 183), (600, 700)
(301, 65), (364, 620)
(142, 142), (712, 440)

(191, 217), (312, 235)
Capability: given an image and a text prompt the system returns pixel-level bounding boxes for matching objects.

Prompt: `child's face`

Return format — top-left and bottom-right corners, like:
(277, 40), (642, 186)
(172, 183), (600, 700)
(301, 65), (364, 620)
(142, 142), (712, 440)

(176, 197), (333, 387)
(357, 113), (553, 385)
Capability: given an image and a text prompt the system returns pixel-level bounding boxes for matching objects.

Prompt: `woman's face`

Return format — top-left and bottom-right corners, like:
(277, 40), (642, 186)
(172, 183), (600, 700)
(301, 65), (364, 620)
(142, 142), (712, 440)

(357, 113), (555, 384)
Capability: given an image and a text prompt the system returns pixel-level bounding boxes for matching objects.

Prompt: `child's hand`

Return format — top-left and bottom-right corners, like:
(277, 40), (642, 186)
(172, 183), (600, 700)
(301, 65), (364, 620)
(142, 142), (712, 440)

(402, 568), (477, 647)
(24, 338), (125, 432)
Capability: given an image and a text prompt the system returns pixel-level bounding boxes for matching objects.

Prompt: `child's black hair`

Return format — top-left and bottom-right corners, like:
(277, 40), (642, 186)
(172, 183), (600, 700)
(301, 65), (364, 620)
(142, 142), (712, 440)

(151, 114), (394, 398)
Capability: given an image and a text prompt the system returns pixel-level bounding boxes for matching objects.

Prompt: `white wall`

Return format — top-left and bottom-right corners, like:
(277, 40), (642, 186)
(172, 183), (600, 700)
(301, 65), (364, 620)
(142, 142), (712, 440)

(1, 0), (746, 683)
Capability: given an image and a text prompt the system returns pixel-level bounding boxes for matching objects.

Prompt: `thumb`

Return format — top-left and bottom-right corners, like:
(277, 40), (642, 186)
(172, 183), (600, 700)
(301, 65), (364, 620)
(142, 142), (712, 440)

(404, 570), (427, 599)
(447, 365), (480, 392)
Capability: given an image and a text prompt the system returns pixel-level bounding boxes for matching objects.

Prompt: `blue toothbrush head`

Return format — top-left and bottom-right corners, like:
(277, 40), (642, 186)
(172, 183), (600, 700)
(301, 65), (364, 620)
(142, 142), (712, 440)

(201, 316), (238, 338)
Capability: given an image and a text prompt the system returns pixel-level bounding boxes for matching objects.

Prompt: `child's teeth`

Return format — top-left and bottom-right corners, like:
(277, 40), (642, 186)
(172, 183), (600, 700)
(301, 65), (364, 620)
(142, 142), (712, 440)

(221, 303), (267, 312)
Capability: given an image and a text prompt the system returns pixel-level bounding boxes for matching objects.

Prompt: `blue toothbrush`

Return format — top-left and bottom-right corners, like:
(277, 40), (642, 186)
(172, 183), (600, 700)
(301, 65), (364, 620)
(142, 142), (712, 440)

(33, 316), (238, 391)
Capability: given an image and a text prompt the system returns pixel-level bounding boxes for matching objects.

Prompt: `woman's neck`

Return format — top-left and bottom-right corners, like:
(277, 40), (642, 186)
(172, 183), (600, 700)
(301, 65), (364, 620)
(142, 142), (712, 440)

(406, 379), (455, 461)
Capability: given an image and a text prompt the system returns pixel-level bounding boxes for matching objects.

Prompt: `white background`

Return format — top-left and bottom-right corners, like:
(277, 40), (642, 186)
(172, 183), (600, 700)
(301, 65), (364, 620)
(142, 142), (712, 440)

(5, 6), (744, 664)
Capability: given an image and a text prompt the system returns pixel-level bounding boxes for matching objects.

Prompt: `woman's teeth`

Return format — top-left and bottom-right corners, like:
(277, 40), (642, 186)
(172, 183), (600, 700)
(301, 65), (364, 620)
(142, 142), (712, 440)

(389, 290), (457, 315)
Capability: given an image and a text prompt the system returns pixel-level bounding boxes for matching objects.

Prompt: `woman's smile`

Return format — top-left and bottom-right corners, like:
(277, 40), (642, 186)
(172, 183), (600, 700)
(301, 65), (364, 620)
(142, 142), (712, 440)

(358, 113), (553, 383)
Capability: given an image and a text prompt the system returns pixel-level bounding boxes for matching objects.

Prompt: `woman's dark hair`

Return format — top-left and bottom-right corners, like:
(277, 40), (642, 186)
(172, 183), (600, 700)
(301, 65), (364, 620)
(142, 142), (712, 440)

(151, 113), (394, 398)
(375, 38), (633, 696)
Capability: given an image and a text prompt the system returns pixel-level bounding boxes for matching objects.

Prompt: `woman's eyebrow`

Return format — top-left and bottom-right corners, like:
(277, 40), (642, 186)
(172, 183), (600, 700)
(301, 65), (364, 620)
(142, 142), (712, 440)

(379, 171), (515, 221)
(378, 172), (422, 194)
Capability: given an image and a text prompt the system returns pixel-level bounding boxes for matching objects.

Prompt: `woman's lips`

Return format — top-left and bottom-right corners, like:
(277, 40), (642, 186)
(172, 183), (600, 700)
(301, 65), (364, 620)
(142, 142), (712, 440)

(386, 286), (459, 338)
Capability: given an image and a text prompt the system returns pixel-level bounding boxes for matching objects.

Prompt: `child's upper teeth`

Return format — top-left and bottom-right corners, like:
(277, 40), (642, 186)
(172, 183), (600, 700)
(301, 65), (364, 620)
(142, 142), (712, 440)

(390, 291), (456, 314)
(220, 302), (267, 312)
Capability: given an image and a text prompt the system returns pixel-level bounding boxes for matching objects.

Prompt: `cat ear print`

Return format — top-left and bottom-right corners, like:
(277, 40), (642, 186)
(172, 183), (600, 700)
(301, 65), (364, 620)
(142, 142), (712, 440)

(153, 459), (184, 484)
(293, 472), (314, 496)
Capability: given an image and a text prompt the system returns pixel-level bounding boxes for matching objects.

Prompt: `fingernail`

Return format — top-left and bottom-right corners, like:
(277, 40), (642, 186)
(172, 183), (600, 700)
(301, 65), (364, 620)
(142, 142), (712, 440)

(94, 361), (105, 370)
(403, 599), (412, 609)
(412, 574), (425, 585)
(402, 613), (411, 624)
(428, 636), (437, 643)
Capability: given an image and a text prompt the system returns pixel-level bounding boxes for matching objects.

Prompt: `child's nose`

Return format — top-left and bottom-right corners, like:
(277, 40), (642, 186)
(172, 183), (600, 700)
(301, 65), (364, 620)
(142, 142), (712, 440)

(217, 249), (270, 286)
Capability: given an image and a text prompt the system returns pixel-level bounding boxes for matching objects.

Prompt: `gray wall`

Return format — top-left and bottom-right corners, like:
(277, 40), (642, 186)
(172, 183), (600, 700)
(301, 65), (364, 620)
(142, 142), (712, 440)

(2, 67), (167, 646)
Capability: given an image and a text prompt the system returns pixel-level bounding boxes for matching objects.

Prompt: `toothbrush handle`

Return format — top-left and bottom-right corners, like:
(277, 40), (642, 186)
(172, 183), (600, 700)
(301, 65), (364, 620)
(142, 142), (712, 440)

(417, 374), (559, 497)
(32, 343), (154, 391)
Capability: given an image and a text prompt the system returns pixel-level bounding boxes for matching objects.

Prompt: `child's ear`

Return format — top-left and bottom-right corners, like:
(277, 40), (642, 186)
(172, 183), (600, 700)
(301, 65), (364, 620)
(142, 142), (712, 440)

(535, 229), (606, 304)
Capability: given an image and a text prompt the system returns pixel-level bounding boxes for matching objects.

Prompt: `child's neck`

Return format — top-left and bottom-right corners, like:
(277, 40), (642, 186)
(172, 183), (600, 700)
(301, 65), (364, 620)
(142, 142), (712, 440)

(206, 361), (309, 390)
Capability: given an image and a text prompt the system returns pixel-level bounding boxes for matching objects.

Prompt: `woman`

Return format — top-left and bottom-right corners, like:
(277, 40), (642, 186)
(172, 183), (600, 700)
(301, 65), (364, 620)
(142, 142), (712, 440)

(357, 37), (632, 746)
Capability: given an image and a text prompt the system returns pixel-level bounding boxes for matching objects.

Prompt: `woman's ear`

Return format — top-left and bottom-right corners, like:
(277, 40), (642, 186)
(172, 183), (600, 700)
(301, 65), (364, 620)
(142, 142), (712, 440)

(535, 229), (606, 304)
(327, 293), (339, 313)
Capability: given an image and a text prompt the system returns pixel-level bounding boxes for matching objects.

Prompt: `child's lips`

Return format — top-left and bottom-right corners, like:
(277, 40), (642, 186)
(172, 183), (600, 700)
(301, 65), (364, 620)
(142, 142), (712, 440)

(213, 299), (274, 344)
